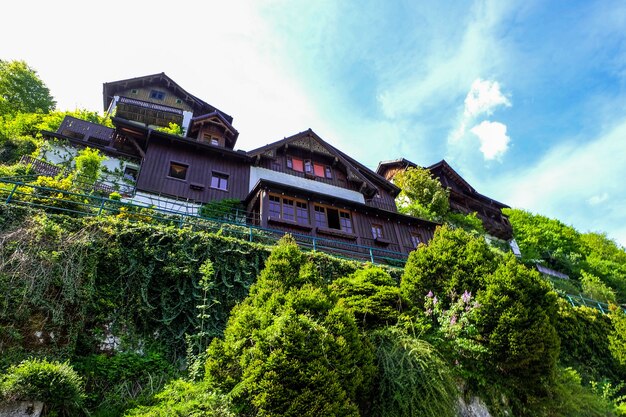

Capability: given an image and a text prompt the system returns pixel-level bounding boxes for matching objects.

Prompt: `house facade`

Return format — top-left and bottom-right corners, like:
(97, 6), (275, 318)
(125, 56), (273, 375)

(36, 73), (510, 257)
(376, 158), (513, 240)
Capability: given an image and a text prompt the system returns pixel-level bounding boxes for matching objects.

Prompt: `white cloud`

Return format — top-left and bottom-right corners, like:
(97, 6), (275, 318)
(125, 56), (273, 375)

(470, 121), (510, 160)
(464, 79), (511, 117)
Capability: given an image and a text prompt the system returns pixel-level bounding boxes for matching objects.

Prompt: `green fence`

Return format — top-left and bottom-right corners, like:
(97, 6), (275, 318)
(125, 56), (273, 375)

(0, 178), (408, 266)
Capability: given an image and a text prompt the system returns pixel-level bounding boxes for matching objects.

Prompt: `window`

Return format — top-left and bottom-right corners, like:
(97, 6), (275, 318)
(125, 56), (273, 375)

(314, 205), (353, 233)
(176, 98), (183, 104)
(371, 224), (384, 239)
(288, 157), (303, 172)
(282, 198), (295, 221)
(324, 166), (332, 179)
(304, 159), (313, 174)
(268, 194), (309, 225)
(150, 90), (166, 100)
(339, 211), (353, 233)
(169, 162), (188, 180)
(211, 138), (219, 146)
(123, 166), (138, 181)
(130, 89), (138, 94)
(210, 172), (228, 190)
(410, 233), (421, 248)
(269, 195), (281, 218)
(314, 206), (327, 228)
(296, 201), (308, 224)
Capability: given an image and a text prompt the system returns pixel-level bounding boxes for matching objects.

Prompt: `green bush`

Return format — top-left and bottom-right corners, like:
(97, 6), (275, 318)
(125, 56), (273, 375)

(556, 300), (623, 383)
(73, 352), (177, 417)
(475, 256), (560, 398)
(205, 236), (375, 417)
(537, 367), (615, 417)
(581, 271), (617, 304)
(369, 327), (458, 417)
(609, 306), (626, 368)
(124, 380), (234, 417)
(401, 225), (498, 309)
(331, 264), (403, 328)
(0, 358), (85, 416)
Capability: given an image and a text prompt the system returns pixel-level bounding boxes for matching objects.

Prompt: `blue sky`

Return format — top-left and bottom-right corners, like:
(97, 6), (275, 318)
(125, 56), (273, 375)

(2, 0), (626, 245)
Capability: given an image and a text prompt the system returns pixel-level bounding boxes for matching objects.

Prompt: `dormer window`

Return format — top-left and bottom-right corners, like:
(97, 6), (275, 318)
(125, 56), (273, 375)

(150, 90), (166, 100)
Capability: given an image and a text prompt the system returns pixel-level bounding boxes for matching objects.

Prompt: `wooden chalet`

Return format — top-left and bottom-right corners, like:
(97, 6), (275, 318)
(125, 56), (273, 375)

(246, 129), (438, 254)
(377, 158), (513, 240)
(38, 73), (438, 256)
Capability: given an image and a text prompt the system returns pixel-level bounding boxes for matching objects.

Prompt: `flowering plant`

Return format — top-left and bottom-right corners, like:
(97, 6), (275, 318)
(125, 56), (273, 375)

(422, 289), (487, 368)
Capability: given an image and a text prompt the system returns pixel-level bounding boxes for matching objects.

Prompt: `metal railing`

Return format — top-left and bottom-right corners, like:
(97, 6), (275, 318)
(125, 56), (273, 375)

(0, 178), (408, 266)
(564, 293), (626, 315)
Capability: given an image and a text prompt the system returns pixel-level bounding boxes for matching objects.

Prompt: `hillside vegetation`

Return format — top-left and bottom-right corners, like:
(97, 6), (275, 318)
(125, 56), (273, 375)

(1, 60), (626, 416)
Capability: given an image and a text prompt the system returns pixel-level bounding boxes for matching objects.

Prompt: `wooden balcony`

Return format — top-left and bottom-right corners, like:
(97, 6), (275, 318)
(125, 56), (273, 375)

(118, 96), (183, 115)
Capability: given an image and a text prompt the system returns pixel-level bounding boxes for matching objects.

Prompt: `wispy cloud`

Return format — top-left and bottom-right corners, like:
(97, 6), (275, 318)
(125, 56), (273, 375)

(492, 117), (626, 246)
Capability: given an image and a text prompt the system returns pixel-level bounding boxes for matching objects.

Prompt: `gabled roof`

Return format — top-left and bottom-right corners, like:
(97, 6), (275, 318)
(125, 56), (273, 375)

(426, 159), (476, 194)
(377, 158), (510, 209)
(376, 158), (417, 175)
(248, 129), (400, 197)
(189, 111), (239, 145)
(103, 72), (234, 123)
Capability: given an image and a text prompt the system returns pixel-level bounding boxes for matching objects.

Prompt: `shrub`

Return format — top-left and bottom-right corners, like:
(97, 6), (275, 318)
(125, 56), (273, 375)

(124, 380), (234, 417)
(475, 256), (560, 398)
(581, 271), (617, 304)
(556, 300), (623, 383)
(401, 225), (498, 309)
(73, 352), (177, 417)
(609, 305), (626, 368)
(331, 265), (404, 328)
(0, 358), (85, 416)
(205, 236), (375, 417)
(369, 327), (458, 417)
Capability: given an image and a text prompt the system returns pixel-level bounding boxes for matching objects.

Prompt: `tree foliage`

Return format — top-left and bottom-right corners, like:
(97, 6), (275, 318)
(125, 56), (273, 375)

(394, 167), (449, 221)
(0, 60), (55, 116)
(401, 225), (561, 408)
(74, 147), (107, 184)
(205, 236), (375, 417)
(503, 208), (583, 276)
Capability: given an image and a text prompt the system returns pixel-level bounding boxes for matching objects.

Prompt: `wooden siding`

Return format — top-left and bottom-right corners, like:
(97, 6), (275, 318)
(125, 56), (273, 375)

(117, 87), (193, 113)
(258, 150), (353, 191)
(253, 187), (436, 255)
(364, 188), (398, 212)
(136, 140), (250, 203)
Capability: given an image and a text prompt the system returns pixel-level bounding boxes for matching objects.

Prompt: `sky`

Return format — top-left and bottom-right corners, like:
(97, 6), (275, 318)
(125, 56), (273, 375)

(2, 0), (626, 246)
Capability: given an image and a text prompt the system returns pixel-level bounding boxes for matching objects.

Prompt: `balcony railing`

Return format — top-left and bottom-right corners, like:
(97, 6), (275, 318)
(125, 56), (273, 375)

(118, 96), (183, 115)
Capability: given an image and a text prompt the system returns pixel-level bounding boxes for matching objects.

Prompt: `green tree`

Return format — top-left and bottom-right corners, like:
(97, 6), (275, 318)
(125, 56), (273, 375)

(0, 60), (55, 116)
(394, 166), (449, 221)
(503, 208), (584, 276)
(401, 225), (498, 309)
(205, 236), (375, 417)
(74, 147), (107, 184)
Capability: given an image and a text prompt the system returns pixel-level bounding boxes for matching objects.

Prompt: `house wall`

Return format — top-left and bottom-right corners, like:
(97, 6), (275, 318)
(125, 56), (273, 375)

(116, 87), (194, 113)
(253, 187), (435, 255)
(136, 139), (250, 203)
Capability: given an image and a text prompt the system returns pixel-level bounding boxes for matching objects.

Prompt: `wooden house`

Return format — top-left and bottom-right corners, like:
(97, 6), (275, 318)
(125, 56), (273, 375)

(377, 158), (513, 240)
(40, 73), (439, 255)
